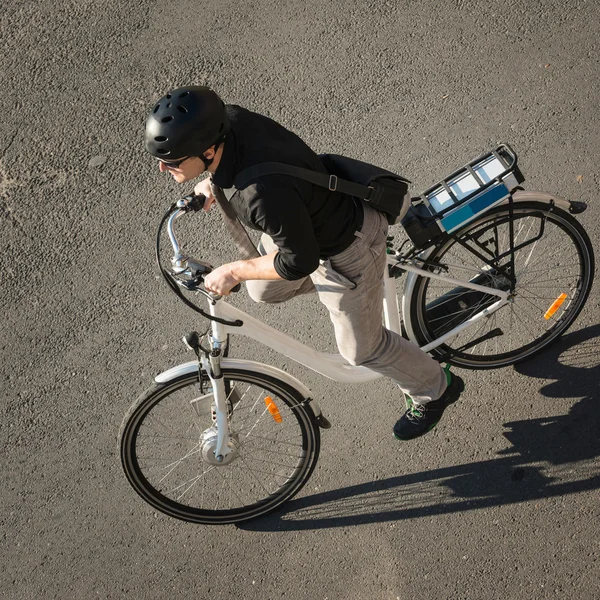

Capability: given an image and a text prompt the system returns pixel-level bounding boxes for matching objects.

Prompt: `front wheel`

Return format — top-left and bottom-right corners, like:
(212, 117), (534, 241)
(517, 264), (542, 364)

(120, 367), (320, 524)
(407, 202), (594, 369)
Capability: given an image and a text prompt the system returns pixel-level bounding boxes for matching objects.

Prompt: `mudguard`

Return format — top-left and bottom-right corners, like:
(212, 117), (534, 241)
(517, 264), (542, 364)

(154, 357), (323, 418)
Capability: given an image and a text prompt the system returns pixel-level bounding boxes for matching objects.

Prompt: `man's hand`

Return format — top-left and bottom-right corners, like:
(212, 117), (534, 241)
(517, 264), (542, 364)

(204, 254), (283, 295)
(194, 177), (216, 211)
(204, 264), (240, 296)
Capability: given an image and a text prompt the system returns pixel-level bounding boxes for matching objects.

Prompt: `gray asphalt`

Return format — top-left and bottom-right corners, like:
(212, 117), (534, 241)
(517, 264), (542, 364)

(1, 1), (599, 599)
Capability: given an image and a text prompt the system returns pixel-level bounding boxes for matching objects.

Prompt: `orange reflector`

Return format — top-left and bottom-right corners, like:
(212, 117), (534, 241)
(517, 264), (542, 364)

(264, 396), (283, 423)
(544, 293), (568, 320)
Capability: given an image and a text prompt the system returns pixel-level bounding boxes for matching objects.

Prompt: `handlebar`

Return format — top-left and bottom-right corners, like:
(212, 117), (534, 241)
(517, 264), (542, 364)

(155, 194), (244, 328)
(163, 194), (241, 295)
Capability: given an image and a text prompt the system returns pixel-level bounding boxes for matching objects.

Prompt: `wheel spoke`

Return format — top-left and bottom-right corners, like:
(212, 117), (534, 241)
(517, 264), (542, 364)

(121, 370), (319, 524)
(408, 203), (592, 367)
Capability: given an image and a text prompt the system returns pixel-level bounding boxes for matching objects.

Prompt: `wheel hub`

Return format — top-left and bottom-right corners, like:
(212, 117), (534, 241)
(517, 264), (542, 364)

(200, 426), (239, 466)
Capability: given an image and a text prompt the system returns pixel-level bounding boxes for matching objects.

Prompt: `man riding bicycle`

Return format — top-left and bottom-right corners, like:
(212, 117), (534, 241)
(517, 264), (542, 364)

(144, 85), (464, 440)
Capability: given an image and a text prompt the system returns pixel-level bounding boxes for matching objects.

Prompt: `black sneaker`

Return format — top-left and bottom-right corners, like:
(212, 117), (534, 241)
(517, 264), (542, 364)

(393, 370), (464, 441)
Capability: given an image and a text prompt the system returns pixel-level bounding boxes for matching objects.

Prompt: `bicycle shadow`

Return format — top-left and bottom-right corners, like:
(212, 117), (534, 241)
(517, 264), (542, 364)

(239, 324), (600, 531)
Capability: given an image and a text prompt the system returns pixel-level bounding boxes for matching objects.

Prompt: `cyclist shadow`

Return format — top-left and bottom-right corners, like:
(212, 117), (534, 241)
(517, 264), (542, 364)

(240, 324), (600, 531)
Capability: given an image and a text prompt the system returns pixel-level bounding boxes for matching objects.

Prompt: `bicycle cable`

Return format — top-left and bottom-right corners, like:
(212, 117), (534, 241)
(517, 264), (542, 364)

(155, 201), (243, 327)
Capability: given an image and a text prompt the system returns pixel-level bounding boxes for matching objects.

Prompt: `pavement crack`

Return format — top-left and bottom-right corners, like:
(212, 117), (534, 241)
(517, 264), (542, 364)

(0, 198), (22, 230)
(0, 128), (19, 161)
(0, 160), (23, 230)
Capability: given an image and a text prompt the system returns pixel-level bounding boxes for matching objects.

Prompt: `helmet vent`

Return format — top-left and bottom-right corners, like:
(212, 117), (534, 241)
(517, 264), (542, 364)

(155, 136), (167, 142)
(166, 103), (172, 108)
(176, 105), (188, 113)
(166, 93), (172, 99)
(153, 104), (160, 113)
(161, 116), (173, 123)
(179, 91), (190, 98)
(156, 148), (168, 155)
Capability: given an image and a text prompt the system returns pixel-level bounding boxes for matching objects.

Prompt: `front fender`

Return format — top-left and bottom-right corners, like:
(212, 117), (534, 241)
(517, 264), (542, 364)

(154, 358), (323, 418)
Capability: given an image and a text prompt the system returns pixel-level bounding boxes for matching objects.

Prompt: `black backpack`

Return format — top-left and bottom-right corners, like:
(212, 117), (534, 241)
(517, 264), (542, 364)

(232, 154), (411, 225)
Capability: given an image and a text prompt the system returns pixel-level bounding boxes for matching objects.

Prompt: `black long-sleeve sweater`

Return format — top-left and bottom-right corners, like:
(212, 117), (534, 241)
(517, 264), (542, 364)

(211, 105), (362, 280)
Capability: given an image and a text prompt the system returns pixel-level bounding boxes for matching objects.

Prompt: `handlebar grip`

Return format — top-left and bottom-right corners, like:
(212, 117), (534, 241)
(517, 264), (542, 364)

(230, 283), (242, 293)
(191, 193), (207, 211)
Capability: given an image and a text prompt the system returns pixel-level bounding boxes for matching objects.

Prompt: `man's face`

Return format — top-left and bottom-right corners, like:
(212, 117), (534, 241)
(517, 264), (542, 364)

(158, 156), (206, 183)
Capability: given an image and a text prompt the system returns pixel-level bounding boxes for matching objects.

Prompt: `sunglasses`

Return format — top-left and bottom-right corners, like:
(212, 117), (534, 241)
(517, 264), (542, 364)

(156, 156), (189, 169)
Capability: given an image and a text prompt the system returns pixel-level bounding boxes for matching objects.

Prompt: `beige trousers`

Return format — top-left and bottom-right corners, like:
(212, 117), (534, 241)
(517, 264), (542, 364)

(246, 203), (447, 404)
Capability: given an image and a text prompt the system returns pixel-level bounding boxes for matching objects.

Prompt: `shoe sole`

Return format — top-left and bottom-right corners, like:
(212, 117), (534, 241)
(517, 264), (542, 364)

(393, 420), (439, 441)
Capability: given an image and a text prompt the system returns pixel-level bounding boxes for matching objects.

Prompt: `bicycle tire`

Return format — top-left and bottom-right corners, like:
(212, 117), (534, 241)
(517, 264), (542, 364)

(120, 367), (320, 524)
(407, 202), (594, 369)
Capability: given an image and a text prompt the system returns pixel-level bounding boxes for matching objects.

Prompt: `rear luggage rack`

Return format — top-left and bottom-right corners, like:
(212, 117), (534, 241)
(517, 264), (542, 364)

(416, 144), (524, 233)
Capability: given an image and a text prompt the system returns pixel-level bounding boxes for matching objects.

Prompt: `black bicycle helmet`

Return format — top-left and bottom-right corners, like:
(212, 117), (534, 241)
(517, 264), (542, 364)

(144, 86), (230, 159)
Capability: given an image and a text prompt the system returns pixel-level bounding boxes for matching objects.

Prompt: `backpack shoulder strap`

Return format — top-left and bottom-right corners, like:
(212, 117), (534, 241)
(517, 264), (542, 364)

(232, 162), (374, 200)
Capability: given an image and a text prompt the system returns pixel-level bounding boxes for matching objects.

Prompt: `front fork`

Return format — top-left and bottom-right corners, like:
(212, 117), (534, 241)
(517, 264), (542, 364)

(201, 318), (233, 461)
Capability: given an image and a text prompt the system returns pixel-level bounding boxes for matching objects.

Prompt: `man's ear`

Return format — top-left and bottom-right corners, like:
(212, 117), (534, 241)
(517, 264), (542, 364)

(203, 145), (216, 160)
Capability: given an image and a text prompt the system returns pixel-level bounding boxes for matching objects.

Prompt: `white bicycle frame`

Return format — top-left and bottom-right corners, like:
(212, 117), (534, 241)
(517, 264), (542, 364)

(208, 255), (509, 383)
(156, 190), (570, 460)
(157, 255), (508, 460)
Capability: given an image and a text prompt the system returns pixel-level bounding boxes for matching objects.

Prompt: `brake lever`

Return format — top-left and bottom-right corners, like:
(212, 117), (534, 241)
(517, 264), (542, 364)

(171, 257), (242, 297)
(184, 258), (242, 293)
(177, 277), (240, 302)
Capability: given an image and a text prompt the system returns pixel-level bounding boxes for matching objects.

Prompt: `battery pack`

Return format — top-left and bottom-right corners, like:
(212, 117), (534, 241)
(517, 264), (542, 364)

(423, 145), (523, 233)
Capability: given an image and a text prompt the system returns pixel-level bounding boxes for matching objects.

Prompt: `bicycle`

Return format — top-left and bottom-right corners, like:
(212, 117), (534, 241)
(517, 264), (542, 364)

(119, 145), (594, 524)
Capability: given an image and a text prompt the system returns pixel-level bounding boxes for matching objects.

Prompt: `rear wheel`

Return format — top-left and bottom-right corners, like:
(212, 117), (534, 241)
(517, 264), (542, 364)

(407, 202), (594, 369)
(120, 368), (320, 524)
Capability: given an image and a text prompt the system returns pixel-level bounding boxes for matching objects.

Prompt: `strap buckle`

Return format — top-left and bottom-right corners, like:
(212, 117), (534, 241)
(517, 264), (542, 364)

(328, 174), (338, 191)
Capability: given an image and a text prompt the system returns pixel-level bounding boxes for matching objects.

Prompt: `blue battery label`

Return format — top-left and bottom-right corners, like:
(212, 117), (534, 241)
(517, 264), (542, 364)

(440, 183), (509, 233)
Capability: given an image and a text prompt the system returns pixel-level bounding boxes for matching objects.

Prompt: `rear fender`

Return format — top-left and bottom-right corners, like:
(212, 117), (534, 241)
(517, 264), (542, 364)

(506, 190), (573, 212)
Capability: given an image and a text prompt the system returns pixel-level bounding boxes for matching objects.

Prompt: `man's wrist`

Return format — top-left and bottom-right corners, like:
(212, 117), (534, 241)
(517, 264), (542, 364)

(228, 261), (246, 282)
